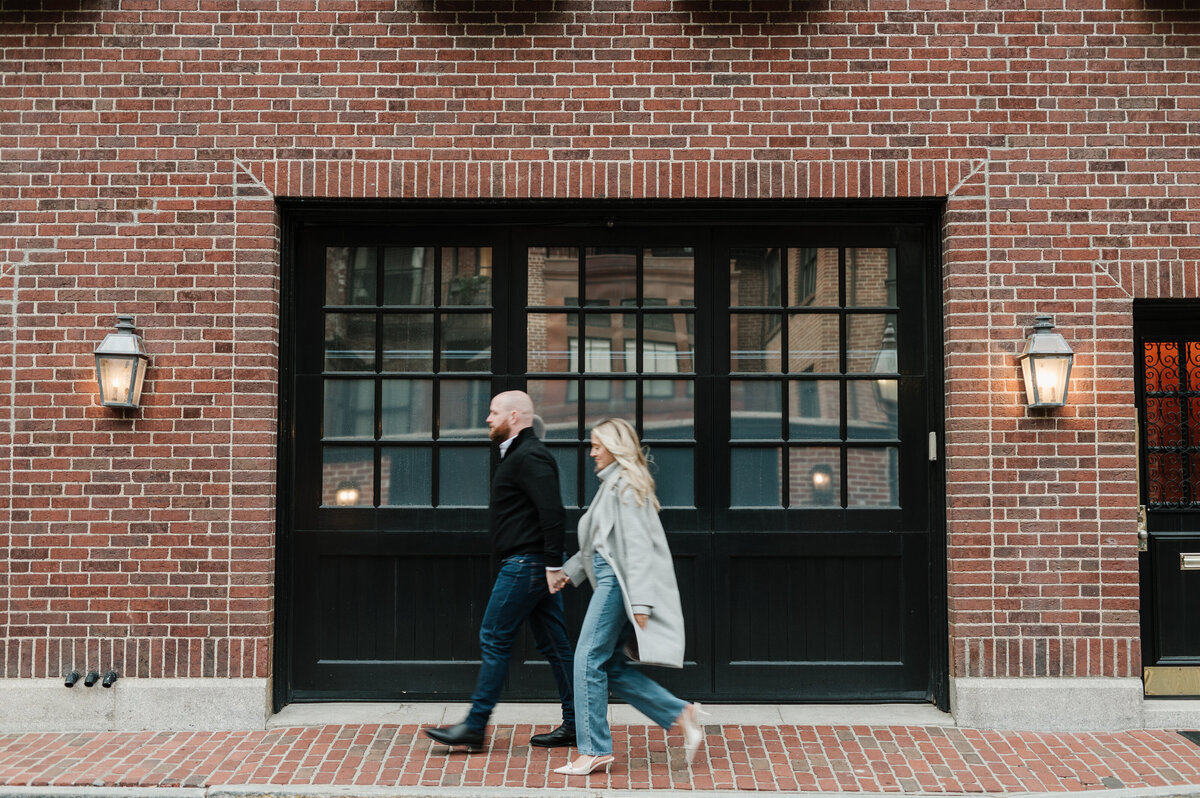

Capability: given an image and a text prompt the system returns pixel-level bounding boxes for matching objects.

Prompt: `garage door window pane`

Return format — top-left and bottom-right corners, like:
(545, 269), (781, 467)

(652, 447), (694, 508)
(439, 448), (491, 506)
(848, 447), (899, 507)
(382, 315), (434, 372)
(381, 447), (431, 506)
(324, 379), (375, 439)
(326, 246), (376, 306)
(731, 447), (782, 507)
(325, 313), (375, 372)
(323, 446), (375, 507)
(382, 380), (433, 438)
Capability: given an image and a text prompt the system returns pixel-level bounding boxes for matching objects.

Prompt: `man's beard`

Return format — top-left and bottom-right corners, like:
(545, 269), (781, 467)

(489, 419), (511, 443)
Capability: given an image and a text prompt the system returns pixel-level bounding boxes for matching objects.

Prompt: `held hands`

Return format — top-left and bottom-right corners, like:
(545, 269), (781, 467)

(634, 614), (649, 629)
(547, 571), (571, 593)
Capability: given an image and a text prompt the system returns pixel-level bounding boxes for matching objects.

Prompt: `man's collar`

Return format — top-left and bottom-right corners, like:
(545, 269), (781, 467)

(499, 425), (535, 458)
(498, 433), (519, 458)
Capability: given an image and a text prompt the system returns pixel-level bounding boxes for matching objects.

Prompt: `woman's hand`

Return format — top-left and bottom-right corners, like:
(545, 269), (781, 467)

(634, 613), (649, 629)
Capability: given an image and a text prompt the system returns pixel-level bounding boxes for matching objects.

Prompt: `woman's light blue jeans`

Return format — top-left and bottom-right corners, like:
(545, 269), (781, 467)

(574, 553), (687, 756)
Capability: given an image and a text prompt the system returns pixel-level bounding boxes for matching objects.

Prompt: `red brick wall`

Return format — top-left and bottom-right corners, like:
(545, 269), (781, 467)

(3, 0), (1199, 682)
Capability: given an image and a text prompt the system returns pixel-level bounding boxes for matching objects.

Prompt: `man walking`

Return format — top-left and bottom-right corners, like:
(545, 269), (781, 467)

(423, 390), (576, 752)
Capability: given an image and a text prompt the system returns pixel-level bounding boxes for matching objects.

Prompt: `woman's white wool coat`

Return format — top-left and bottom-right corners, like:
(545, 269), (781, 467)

(563, 463), (686, 669)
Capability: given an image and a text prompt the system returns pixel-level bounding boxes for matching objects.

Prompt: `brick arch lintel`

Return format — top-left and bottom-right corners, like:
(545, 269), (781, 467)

(232, 154), (992, 203)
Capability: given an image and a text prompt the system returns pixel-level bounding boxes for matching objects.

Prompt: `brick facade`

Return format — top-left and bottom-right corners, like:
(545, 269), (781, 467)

(3, 1), (1199, 691)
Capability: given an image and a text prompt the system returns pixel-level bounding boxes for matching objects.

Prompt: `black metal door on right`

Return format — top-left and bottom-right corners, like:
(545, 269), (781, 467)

(1136, 301), (1200, 697)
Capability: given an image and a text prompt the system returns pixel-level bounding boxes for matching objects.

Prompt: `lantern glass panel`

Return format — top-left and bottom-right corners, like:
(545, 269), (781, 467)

(1029, 355), (1071, 406)
(97, 355), (136, 405)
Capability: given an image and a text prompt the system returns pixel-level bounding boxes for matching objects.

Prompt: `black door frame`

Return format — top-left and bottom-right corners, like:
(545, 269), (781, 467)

(273, 199), (950, 712)
(1134, 298), (1200, 692)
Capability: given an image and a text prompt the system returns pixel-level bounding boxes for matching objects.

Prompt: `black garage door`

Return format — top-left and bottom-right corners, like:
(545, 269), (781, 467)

(276, 202), (947, 707)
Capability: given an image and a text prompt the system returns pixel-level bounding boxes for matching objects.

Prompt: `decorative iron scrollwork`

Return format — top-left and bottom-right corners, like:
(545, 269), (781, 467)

(1143, 340), (1199, 508)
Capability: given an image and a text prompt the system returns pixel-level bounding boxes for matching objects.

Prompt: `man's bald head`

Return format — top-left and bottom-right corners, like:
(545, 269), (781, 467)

(487, 390), (536, 442)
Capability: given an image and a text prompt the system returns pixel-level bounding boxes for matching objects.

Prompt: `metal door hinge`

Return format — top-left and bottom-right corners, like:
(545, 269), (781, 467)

(1137, 505), (1148, 552)
(928, 431), (937, 462)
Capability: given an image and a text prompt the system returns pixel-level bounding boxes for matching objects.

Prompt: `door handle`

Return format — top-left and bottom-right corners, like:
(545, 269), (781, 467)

(1138, 505), (1148, 553)
(1182, 553), (1200, 571)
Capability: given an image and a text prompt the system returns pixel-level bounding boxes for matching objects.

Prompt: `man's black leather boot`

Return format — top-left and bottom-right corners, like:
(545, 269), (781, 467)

(424, 723), (485, 752)
(530, 724), (576, 748)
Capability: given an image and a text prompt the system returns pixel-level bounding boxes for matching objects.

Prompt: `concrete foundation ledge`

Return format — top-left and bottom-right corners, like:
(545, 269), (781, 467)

(0, 678), (270, 733)
(950, 676), (1144, 731)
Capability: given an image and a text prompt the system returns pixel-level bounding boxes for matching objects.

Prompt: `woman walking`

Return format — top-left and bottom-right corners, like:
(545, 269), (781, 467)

(548, 418), (708, 776)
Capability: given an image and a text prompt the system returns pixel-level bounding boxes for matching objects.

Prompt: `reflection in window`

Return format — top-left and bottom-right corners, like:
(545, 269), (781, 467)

(323, 446), (375, 506)
(730, 247), (782, 307)
(528, 247), (579, 307)
(848, 447), (899, 507)
(585, 248), (636, 305)
(643, 248), (694, 306)
(382, 380), (433, 438)
(383, 247), (433, 305)
(846, 248), (897, 308)
(325, 313), (375, 371)
(731, 313), (783, 372)
(731, 380), (782, 440)
(326, 247), (376, 306)
(324, 380), (375, 439)
(788, 313), (840, 373)
(789, 448), (840, 507)
(439, 380), (490, 439)
(441, 247), (492, 306)
(789, 379), (839, 441)
(382, 315), (434, 372)
(441, 313), (491, 372)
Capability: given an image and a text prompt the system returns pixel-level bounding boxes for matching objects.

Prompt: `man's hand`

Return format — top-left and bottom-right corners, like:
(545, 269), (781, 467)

(634, 613), (649, 629)
(547, 571), (570, 593)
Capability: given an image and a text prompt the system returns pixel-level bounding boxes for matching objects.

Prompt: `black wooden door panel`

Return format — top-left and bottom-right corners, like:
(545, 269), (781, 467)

(1147, 527), (1200, 664)
(713, 532), (928, 700)
(292, 531), (493, 699)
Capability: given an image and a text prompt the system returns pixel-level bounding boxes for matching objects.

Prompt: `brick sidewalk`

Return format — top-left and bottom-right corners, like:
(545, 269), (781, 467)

(1, 724), (1199, 794)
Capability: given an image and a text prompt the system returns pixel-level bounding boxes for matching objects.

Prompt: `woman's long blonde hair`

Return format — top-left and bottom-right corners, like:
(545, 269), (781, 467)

(592, 418), (660, 510)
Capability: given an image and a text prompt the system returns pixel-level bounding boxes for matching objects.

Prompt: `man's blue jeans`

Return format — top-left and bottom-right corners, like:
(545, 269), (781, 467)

(575, 554), (686, 756)
(464, 554), (575, 734)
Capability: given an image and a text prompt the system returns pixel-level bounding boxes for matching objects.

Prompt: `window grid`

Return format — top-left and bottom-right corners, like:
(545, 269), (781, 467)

(728, 246), (899, 509)
(321, 246), (493, 509)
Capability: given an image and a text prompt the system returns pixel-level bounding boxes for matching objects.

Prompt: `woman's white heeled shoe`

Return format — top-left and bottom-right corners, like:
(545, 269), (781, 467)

(553, 754), (615, 775)
(679, 702), (711, 764)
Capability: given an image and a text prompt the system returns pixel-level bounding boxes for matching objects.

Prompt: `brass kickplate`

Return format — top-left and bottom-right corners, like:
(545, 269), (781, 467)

(1144, 666), (1200, 697)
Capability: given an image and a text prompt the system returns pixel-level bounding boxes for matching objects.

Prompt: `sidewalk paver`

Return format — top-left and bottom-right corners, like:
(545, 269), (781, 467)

(1, 723), (1199, 795)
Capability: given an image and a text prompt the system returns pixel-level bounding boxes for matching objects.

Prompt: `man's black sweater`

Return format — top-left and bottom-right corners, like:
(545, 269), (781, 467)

(489, 427), (566, 563)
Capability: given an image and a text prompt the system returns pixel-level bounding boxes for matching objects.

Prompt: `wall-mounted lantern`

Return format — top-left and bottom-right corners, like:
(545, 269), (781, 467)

(1016, 314), (1074, 408)
(872, 321), (898, 415)
(94, 315), (150, 408)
